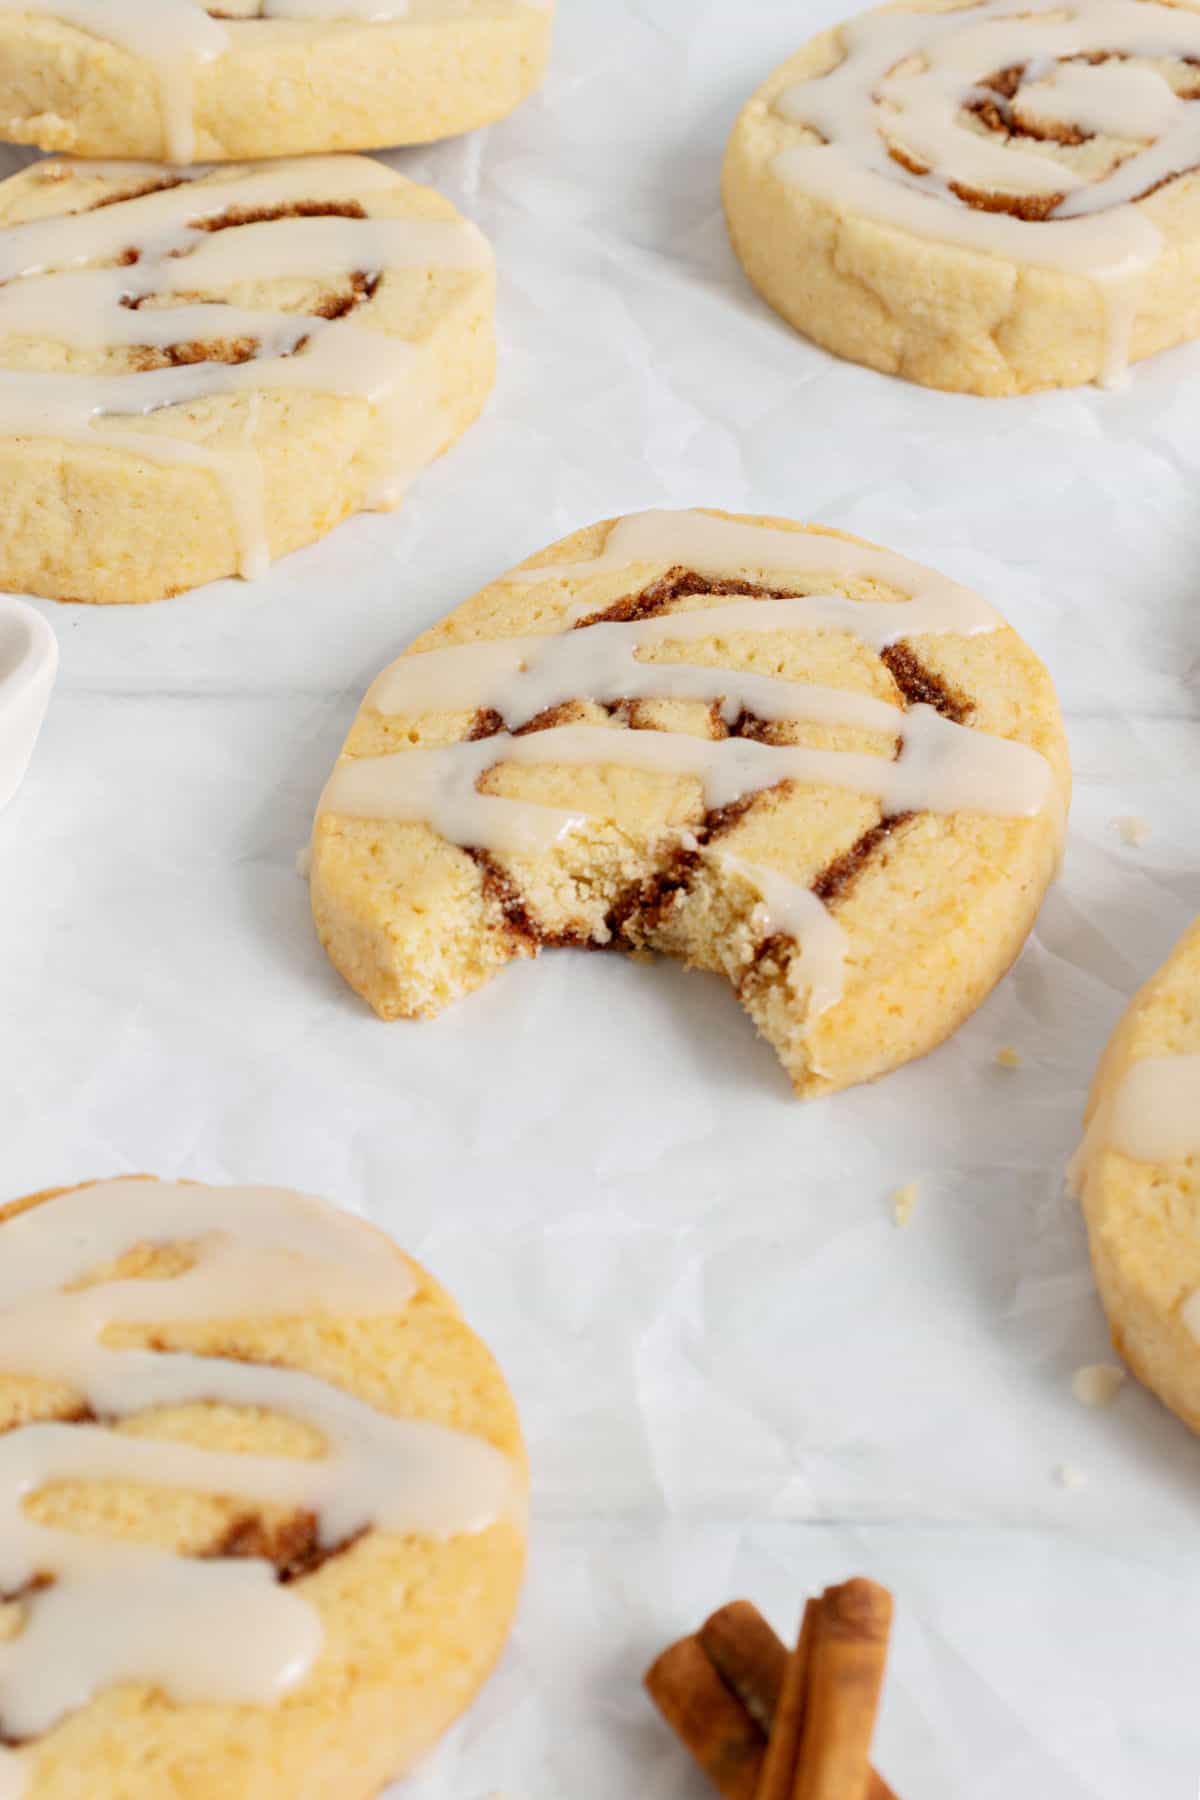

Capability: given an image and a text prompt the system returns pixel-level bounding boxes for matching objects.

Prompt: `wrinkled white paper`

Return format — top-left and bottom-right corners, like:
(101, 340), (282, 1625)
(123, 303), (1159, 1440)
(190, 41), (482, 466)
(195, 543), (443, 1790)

(2, 3), (1199, 1794)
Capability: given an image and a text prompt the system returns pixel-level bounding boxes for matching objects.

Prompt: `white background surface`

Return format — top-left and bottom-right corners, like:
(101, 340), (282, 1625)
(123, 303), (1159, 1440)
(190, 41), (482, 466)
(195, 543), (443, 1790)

(2, 3), (1199, 1795)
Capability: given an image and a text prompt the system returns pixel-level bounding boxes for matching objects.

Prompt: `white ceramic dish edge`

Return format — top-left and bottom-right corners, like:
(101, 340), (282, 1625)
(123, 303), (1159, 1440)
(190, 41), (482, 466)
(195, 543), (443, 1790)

(0, 598), (57, 815)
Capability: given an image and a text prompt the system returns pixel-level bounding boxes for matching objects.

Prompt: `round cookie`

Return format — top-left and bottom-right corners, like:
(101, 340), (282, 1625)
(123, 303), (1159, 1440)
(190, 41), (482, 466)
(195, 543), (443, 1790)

(0, 1175), (526, 1799)
(310, 506), (1070, 1098)
(0, 155), (495, 605)
(1071, 918), (1200, 1437)
(722, 0), (1200, 395)
(0, 1), (555, 165)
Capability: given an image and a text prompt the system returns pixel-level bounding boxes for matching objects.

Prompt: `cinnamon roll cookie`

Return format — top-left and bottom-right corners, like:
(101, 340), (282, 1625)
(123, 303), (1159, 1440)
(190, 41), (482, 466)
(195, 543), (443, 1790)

(1071, 919), (1200, 1437)
(0, 1), (555, 165)
(0, 1175), (526, 1799)
(311, 507), (1069, 1098)
(0, 155), (495, 604)
(723, 0), (1200, 395)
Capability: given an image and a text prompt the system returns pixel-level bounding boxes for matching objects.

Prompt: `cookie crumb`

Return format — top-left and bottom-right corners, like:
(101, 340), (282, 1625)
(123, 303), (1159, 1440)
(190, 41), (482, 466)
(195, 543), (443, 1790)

(295, 845), (313, 879)
(892, 1182), (919, 1228)
(1054, 1462), (1088, 1490)
(995, 1045), (1021, 1069)
(1072, 1363), (1125, 1409)
(1112, 814), (1151, 849)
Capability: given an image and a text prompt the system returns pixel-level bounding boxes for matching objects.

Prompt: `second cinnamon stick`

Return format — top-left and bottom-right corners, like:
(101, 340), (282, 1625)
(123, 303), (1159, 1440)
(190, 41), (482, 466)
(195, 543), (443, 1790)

(791, 1578), (894, 1800)
(754, 1598), (818, 1800)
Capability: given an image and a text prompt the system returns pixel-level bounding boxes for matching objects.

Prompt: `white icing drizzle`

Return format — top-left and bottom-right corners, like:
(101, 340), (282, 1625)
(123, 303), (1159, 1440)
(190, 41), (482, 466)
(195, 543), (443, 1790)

(320, 511), (1052, 1025)
(773, 0), (1200, 385)
(15, 0), (548, 162)
(1107, 1055), (1200, 1163)
(0, 159), (492, 582)
(261, 0), (413, 17)
(322, 709), (1050, 843)
(0, 1178), (515, 1793)
(366, 612), (909, 732)
(512, 510), (1004, 637)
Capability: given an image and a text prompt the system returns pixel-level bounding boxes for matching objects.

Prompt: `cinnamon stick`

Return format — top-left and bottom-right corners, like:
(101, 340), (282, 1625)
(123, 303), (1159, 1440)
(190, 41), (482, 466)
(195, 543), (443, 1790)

(754, 1599), (817, 1800)
(644, 1633), (766, 1800)
(791, 1579), (894, 1800)
(652, 1599), (899, 1800)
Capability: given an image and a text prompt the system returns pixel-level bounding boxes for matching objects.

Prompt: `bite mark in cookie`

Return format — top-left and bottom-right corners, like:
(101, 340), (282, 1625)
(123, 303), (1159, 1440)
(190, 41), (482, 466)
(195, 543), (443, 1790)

(312, 508), (1068, 1096)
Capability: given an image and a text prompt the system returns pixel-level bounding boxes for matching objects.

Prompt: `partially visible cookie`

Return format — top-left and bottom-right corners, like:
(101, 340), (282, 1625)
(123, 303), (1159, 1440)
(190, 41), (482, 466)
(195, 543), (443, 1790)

(0, 1), (555, 164)
(0, 1175), (526, 1800)
(1072, 919), (1200, 1436)
(311, 506), (1069, 1097)
(0, 154), (495, 603)
(723, 0), (1200, 394)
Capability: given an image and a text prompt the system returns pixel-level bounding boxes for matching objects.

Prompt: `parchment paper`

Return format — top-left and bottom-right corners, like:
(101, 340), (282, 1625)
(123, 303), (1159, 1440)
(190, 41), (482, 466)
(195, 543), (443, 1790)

(2, 3), (1199, 1794)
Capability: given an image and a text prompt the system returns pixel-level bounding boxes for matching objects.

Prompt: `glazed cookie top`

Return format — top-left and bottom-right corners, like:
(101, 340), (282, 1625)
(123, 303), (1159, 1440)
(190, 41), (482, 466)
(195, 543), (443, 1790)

(744, 0), (1200, 384)
(0, 155), (493, 584)
(14, 1), (554, 161)
(315, 507), (1067, 1086)
(0, 1177), (524, 1800)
